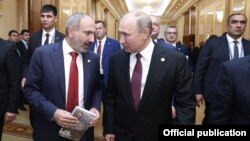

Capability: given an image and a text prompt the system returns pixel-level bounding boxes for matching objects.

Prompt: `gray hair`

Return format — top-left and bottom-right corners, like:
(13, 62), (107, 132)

(65, 12), (90, 35)
(126, 10), (152, 34)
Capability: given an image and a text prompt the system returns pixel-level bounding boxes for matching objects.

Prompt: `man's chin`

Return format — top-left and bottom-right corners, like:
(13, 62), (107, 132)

(81, 48), (88, 53)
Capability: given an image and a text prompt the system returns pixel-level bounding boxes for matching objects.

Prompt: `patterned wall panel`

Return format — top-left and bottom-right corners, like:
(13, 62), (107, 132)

(107, 12), (116, 39)
(57, 0), (88, 33)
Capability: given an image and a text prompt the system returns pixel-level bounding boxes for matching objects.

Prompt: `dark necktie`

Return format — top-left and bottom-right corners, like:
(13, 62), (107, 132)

(97, 40), (102, 56)
(233, 41), (239, 59)
(44, 33), (50, 45)
(131, 53), (142, 111)
(66, 52), (78, 112)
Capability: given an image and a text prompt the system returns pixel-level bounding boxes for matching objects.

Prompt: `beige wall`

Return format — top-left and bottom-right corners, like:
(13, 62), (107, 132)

(0, 0), (17, 39)
(196, 0), (250, 45)
(0, 0), (28, 39)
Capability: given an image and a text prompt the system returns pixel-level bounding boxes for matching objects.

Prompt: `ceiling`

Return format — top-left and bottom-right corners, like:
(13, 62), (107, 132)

(102, 0), (199, 24)
(125, 0), (172, 16)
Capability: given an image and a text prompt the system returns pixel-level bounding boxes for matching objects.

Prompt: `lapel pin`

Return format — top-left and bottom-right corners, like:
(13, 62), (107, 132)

(87, 59), (91, 63)
(161, 58), (165, 62)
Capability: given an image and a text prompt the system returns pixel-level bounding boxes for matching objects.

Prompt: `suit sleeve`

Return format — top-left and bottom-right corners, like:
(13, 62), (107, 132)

(24, 50), (58, 121)
(174, 54), (196, 124)
(103, 55), (116, 134)
(193, 39), (213, 94)
(6, 46), (22, 113)
(207, 64), (233, 124)
(91, 55), (102, 111)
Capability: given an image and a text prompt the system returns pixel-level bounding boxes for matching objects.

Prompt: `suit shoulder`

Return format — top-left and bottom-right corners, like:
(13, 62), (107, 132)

(110, 49), (125, 58)
(56, 31), (65, 38)
(157, 45), (182, 56)
(224, 56), (250, 67)
(107, 37), (120, 44)
(30, 31), (42, 38)
(85, 50), (100, 61)
(35, 42), (59, 53)
(242, 38), (250, 44)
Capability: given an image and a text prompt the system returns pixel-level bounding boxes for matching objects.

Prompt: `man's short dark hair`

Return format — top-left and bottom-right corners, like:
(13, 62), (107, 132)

(41, 4), (57, 16)
(8, 30), (18, 36)
(95, 20), (106, 28)
(20, 29), (29, 35)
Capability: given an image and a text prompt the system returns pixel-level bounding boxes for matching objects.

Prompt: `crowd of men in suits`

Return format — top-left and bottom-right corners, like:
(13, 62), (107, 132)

(1, 3), (250, 141)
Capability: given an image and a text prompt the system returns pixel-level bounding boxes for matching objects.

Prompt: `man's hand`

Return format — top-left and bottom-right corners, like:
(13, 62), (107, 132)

(53, 109), (78, 128)
(21, 78), (26, 90)
(105, 134), (115, 141)
(89, 108), (99, 127)
(172, 106), (176, 119)
(5, 112), (16, 122)
(196, 94), (204, 107)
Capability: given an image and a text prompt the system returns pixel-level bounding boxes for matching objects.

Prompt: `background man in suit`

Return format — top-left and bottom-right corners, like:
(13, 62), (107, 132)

(0, 38), (21, 141)
(193, 13), (250, 124)
(16, 29), (30, 111)
(90, 20), (121, 100)
(6, 30), (19, 47)
(24, 12), (102, 141)
(149, 15), (175, 49)
(207, 55), (250, 124)
(24, 4), (65, 86)
(104, 10), (195, 141)
(164, 25), (193, 70)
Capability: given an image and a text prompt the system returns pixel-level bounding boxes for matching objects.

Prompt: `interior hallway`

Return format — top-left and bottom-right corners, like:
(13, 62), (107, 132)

(2, 104), (204, 141)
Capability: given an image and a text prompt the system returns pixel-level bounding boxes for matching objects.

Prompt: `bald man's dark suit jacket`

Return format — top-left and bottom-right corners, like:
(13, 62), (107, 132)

(104, 44), (195, 141)
(207, 56), (250, 124)
(194, 33), (250, 102)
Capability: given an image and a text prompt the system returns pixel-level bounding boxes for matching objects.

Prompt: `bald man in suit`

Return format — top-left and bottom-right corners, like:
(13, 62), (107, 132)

(104, 10), (195, 141)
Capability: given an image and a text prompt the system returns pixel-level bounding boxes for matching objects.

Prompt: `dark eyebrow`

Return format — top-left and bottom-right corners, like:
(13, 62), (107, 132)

(231, 20), (247, 24)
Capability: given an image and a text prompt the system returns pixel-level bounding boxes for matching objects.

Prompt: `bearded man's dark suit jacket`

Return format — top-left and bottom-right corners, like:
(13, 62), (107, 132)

(0, 38), (21, 139)
(193, 33), (250, 123)
(24, 30), (65, 128)
(207, 55), (250, 124)
(24, 42), (102, 141)
(103, 44), (196, 141)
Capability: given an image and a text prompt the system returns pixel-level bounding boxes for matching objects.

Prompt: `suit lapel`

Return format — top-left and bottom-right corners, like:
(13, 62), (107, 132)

(50, 43), (66, 102)
(242, 39), (250, 56)
(248, 56), (250, 71)
(82, 52), (91, 104)
(138, 46), (168, 110)
(219, 35), (230, 61)
(102, 38), (111, 62)
(37, 31), (43, 47)
(120, 52), (135, 110)
(54, 31), (62, 42)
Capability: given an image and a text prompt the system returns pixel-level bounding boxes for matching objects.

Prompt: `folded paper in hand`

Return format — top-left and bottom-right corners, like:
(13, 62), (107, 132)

(59, 106), (96, 141)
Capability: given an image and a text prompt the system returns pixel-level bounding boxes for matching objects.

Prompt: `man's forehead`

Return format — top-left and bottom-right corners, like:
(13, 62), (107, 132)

(41, 12), (54, 16)
(230, 15), (246, 20)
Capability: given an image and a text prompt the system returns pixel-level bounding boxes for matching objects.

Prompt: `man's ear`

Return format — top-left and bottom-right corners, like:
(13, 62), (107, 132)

(143, 28), (150, 39)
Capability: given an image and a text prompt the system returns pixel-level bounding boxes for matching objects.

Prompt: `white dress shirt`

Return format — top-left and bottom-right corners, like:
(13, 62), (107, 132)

(62, 39), (84, 108)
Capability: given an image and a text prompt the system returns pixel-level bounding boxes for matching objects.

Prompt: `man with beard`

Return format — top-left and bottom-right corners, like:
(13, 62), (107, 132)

(24, 12), (102, 141)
